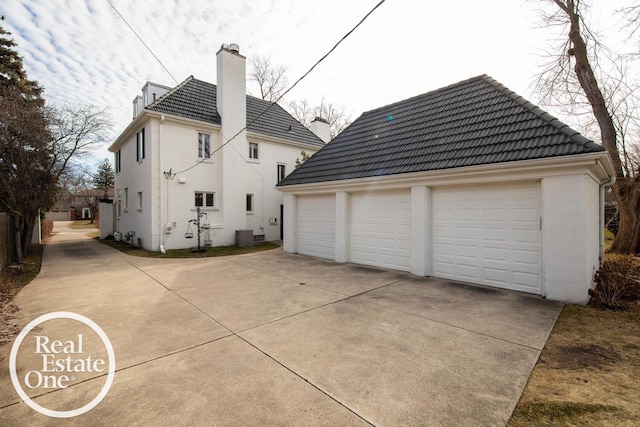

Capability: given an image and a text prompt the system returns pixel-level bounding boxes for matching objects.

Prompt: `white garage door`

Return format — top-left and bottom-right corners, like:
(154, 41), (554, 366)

(432, 182), (541, 294)
(351, 191), (412, 271)
(296, 195), (336, 259)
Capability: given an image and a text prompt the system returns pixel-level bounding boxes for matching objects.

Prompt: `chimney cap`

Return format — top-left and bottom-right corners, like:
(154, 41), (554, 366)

(229, 43), (240, 53)
(311, 116), (329, 124)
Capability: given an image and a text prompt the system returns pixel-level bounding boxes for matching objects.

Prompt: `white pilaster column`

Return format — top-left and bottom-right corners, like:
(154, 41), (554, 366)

(335, 191), (350, 262)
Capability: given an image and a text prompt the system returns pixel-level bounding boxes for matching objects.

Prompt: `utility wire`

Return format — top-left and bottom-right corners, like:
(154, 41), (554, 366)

(172, 0), (387, 176)
(106, 0), (178, 84)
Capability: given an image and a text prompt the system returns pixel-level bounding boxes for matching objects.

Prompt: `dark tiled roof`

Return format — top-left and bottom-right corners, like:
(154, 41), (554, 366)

(147, 76), (324, 148)
(277, 75), (604, 187)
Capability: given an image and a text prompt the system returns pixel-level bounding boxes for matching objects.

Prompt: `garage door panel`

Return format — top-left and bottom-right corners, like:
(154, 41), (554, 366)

(513, 272), (541, 289)
(484, 247), (508, 261)
(350, 191), (411, 272)
(483, 227), (507, 241)
(433, 182), (542, 294)
(297, 195), (335, 260)
(512, 229), (540, 244)
(512, 249), (540, 265)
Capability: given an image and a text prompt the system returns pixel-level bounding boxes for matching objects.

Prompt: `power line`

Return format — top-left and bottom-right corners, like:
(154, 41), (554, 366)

(172, 0), (387, 176)
(106, 0), (178, 84)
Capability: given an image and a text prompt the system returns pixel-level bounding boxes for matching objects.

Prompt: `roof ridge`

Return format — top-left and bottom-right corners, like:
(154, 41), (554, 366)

(146, 75), (195, 109)
(361, 75), (489, 116)
(480, 75), (598, 148)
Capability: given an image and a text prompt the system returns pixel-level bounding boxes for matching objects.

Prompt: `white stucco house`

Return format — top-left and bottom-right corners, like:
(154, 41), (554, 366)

(108, 44), (326, 251)
(277, 75), (615, 304)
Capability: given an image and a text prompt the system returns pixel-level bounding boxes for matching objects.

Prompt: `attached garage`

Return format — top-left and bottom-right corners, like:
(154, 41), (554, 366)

(432, 182), (541, 294)
(295, 195), (335, 260)
(278, 75), (614, 303)
(350, 191), (412, 272)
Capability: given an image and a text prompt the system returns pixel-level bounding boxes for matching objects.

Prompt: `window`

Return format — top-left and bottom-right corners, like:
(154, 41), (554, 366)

(116, 189), (121, 218)
(277, 164), (286, 182)
(246, 194), (253, 212)
(115, 150), (121, 173)
(124, 188), (129, 211)
(249, 142), (259, 160)
(195, 191), (215, 207)
(136, 128), (145, 161)
(137, 192), (143, 210)
(198, 133), (210, 158)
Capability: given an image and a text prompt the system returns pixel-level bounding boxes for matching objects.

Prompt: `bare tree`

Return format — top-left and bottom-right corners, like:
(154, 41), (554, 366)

(248, 55), (352, 139)
(618, 4), (640, 43)
(248, 55), (288, 102)
(288, 98), (352, 140)
(536, 0), (640, 253)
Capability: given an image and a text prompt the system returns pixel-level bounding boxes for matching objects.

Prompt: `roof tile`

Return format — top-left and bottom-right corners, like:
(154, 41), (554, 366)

(278, 75), (604, 186)
(147, 76), (324, 148)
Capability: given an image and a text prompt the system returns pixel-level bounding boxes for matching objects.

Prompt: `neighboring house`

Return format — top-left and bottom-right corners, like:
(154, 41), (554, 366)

(277, 75), (615, 304)
(108, 44), (326, 251)
(46, 189), (113, 221)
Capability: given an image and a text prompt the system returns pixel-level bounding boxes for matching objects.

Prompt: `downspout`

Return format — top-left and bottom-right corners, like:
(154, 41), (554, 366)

(597, 158), (616, 259)
(159, 114), (167, 253)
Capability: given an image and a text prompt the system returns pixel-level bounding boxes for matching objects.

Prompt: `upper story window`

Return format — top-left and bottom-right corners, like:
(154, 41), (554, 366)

(277, 164), (286, 182)
(136, 128), (145, 162)
(249, 142), (259, 160)
(115, 150), (121, 174)
(198, 133), (210, 158)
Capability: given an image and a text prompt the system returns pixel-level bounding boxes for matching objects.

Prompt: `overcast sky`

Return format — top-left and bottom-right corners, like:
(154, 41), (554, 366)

(2, 0), (630, 166)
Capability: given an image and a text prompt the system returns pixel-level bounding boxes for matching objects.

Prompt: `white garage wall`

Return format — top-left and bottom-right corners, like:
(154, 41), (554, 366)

(542, 174), (601, 303)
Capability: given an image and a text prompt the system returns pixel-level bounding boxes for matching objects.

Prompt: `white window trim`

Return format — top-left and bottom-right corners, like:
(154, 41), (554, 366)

(246, 193), (254, 214)
(277, 163), (286, 183)
(195, 191), (216, 208)
(198, 132), (212, 160)
(248, 142), (259, 162)
(136, 128), (145, 163)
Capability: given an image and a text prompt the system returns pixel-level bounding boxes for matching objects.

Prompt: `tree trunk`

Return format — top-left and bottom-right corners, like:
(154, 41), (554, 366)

(22, 216), (35, 258)
(610, 177), (640, 253)
(13, 215), (24, 263)
(559, 0), (640, 253)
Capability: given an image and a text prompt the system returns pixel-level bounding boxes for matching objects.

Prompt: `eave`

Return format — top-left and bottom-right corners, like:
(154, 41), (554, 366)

(277, 151), (615, 195)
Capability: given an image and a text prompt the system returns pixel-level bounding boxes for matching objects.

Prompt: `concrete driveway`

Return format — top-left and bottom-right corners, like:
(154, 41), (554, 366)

(0, 222), (562, 426)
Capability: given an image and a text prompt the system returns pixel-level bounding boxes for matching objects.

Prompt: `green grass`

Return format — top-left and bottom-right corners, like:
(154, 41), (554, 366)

(97, 237), (279, 258)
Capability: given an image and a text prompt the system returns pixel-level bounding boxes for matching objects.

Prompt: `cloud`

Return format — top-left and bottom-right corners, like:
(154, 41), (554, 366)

(3, 0), (630, 167)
